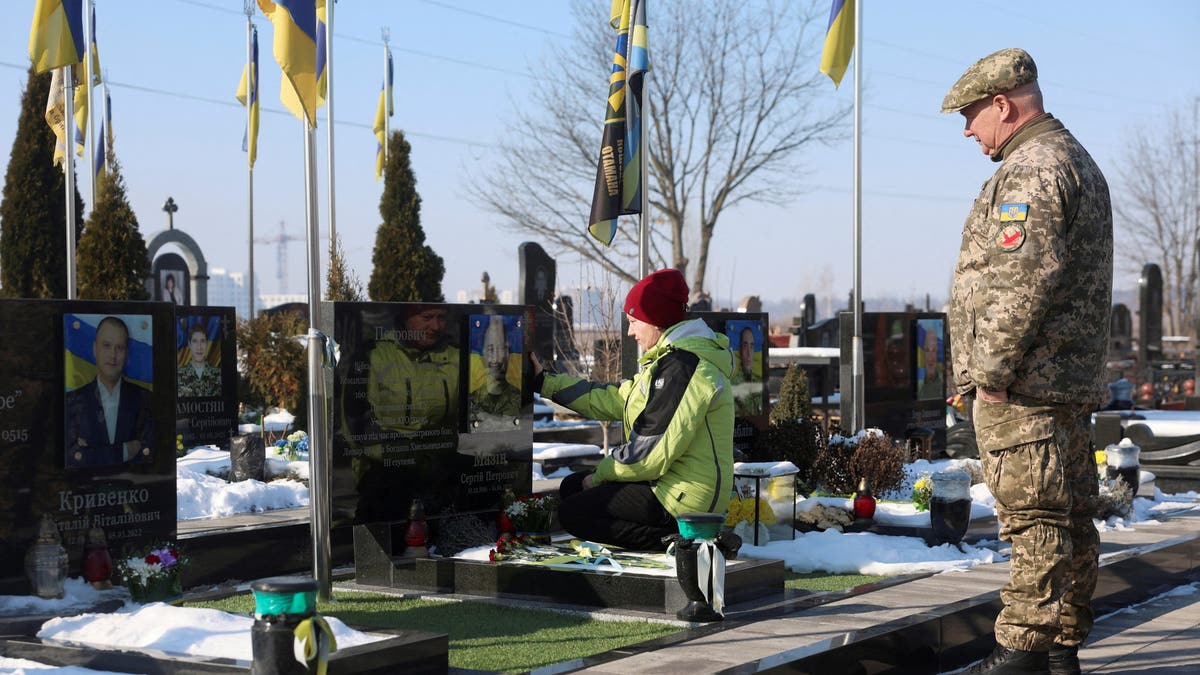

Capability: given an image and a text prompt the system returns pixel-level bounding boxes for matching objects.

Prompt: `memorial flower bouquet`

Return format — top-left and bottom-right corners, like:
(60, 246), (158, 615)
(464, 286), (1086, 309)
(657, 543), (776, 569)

(503, 493), (557, 534)
(275, 430), (309, 461)
(118, 543), (187, 603)
(911, 473), (933, 512)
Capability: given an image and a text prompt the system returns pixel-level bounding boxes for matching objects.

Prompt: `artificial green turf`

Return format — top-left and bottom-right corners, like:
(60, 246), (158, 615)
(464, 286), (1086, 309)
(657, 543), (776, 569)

(187, 590), (680, 673)
(784, 571), (888, 592)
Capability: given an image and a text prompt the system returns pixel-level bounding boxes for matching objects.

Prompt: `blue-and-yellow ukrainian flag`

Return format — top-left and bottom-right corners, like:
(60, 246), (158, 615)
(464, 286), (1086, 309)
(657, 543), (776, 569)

(28, 0), (84, 73)
(621, 0), (648, 214)
(258, 0), (325, 126)
(73, 2), (102, 160)
(588, 0), (637, 247)
(819, 0), (854, 87)
(236, 25), (260, 168)
(373, 48), (393, 181)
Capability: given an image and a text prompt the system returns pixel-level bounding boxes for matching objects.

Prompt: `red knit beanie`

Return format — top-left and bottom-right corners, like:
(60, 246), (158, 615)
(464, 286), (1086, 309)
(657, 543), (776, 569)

(624, 269), (689, 328)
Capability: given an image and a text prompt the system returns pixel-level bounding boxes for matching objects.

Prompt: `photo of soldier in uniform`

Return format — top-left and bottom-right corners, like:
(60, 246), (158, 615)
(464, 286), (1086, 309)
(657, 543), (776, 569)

(916, 319), (945, 401)
(64, 314), (154, 468)
(726, 320), (763, 417)
(177, 318), (222, 398)
(468, 314), (523, 432)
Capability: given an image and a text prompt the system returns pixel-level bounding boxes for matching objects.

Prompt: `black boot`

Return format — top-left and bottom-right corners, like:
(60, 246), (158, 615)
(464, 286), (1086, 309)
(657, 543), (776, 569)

(670, 537), (722, 622)
(1048, 646), (1080, 675)
(965, 645), (1049, 674)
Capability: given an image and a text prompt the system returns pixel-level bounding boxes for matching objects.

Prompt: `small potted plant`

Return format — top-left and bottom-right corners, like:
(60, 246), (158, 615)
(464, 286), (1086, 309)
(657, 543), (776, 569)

(117, 543), (186, 603)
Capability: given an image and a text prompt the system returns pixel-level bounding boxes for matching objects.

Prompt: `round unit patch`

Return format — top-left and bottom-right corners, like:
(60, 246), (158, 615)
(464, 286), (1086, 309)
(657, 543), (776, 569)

(996, 223), (1026, 251)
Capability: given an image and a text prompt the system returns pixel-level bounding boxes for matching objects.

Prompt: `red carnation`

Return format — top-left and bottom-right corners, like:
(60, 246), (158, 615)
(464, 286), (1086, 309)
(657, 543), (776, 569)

(145, 553), (161, 565)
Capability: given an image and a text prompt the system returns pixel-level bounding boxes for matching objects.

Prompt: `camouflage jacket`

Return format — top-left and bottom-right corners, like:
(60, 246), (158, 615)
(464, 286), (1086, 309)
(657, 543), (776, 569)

(178, 363), (221, 398)
(949, 114), (1112, 407)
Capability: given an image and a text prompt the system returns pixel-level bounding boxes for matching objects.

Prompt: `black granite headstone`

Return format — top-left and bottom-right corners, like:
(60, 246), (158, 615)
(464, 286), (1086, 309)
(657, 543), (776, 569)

(692, 313), (770, 459)
(552, 295), (579, 363)
(0, 300), (177, 594)
(838, 311), (947, 446)
(802, 294), (817, 330)
(1110, 303), (1133, 358)
(329, 302), (533, 526)
(174, 308), (237, 449)
(1138, 263), (1163, 364)
(518, 242), (556, 369)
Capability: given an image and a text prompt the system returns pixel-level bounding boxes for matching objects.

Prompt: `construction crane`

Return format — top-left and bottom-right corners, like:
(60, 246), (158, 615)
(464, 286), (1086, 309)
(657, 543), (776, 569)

(253, 220), (304, 294)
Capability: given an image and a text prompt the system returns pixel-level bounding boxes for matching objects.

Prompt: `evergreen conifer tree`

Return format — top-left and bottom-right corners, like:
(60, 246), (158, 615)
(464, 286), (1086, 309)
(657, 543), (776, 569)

(77, 156), (150, 300)
(325, 232), (363, 301)
(368, 130), (444, 302)
(0, 67), (84, 298)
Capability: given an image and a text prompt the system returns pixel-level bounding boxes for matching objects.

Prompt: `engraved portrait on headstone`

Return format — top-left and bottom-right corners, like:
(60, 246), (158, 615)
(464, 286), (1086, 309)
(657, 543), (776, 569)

(467, 314), (523, 432)
(63, 314), (154, 469)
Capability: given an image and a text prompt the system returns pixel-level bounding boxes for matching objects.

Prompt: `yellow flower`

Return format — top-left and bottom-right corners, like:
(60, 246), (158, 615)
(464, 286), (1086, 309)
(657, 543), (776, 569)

(724, 497), (744, 527)
(753, 498), (777, 525)
(1094, 449), (1107, 466)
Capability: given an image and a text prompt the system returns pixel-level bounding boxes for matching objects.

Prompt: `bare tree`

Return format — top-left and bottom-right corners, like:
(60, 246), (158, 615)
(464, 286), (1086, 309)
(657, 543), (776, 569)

(1115, 99), (1200, 338)
(551, 265), (625, 451)
(469, 0), (847, 293)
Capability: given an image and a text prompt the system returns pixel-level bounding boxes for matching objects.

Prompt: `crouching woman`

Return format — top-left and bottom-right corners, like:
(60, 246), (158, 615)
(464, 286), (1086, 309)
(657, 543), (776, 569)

(532, 269), (735, 551)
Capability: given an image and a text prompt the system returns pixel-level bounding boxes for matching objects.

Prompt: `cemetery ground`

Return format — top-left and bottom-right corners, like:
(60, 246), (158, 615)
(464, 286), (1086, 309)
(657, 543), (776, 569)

(6, 438), (1199, 673)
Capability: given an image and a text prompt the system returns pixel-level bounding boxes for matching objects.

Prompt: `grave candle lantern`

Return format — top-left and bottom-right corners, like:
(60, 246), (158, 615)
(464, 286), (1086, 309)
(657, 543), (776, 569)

(930, 471), (973, 545)
(852, 477), (877, 520)
(25, 513), (68, 599)
(82, 527), (114, 589)
(1105, 439), (1141, 495)
(404, 499), (429, 558)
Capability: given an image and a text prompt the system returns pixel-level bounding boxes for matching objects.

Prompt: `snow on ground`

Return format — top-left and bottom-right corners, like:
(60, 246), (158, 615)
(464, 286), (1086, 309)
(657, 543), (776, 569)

(36, 603), (382, 662)
(176, 446), (309, 520)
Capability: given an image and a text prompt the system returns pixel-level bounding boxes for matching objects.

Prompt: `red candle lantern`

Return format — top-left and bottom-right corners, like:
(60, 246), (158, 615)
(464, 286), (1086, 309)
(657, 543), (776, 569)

(404, 499), (429, 557)
(81, 528), (113, 589)
(852, 478), (877, 520)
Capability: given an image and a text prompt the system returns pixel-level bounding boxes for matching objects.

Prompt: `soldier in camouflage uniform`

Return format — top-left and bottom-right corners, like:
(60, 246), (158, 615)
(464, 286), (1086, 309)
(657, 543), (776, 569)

(943, 48), (1112, 675)
(178, 325), (221, 398)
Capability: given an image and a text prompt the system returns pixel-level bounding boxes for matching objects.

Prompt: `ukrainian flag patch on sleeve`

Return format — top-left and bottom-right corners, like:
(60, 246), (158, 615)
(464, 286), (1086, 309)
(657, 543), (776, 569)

(999, 203), (1029, 222)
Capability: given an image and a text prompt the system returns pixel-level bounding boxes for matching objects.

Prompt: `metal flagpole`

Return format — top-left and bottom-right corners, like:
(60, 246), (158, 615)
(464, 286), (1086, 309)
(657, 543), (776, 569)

(84, 0), (96, 207)
(381, 28), (390, 165)
(325, 0), (337, 247)
(849, 0), (865, 431)
(245, 2), (256, 318)
(638, 80), (650, 280)
(63, 66), (78, 299)
(303, 120), (332, 601)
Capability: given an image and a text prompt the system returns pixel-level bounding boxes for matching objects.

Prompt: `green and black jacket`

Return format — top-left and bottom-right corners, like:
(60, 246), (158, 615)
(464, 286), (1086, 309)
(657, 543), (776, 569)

(539, 318), (735, 518)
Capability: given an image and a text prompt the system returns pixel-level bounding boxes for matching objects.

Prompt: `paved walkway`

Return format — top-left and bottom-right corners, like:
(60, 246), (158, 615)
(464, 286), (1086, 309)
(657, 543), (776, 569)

(1080, 583), (1200, 674)
(568, 509), (1200, 673)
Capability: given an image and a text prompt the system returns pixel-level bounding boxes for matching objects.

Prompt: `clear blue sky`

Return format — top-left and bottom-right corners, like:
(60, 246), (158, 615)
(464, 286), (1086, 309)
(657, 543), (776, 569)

(1, 1), (1197, 315)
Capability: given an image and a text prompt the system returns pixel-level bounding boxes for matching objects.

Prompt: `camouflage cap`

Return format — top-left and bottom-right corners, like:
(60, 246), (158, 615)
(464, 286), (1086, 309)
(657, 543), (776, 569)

(940, 48), (1038, 113)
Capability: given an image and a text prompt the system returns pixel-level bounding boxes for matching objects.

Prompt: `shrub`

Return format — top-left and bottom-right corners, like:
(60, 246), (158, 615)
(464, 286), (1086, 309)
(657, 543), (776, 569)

(237, 311), (308, 429)
(763, 364), (825, 485)
(849, 432), (906, 496)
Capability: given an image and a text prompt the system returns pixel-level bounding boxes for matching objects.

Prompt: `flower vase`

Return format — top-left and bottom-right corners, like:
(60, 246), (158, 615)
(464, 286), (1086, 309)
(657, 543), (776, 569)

(127, 571), (182, 603)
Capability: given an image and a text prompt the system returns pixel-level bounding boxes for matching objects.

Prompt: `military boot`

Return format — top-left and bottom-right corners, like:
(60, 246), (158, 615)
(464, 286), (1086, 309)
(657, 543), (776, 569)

(964, 645), (1049, 674)
(1048, 646), (1080, 675)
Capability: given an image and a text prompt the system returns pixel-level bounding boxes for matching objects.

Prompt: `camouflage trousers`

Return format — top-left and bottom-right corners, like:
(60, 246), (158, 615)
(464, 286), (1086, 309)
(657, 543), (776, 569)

(974, 396), (1100, 651)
